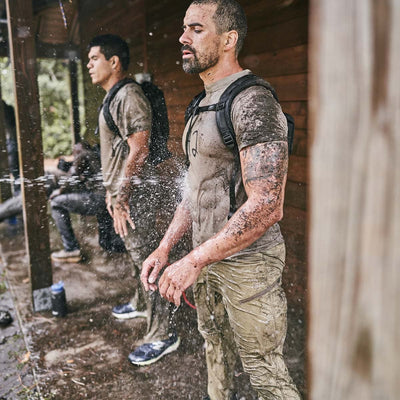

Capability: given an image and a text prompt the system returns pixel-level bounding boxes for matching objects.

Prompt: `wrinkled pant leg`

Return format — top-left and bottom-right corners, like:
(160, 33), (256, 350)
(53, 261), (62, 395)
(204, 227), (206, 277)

(50, 192), (103, 252)
(0, 195), (22, 222)
(112, 183), (171, 342)
(123, 241), (170, 342)
(193, 271), (237, 400)
(214, 245), (301, 400)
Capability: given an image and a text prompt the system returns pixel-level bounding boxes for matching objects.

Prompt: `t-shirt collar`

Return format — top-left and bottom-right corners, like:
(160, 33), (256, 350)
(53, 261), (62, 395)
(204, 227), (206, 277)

(204, 69), (251, 94)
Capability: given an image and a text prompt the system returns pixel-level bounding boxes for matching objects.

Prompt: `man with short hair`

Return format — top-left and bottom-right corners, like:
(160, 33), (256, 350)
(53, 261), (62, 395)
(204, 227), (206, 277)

(141, 1), (301, 398)
(87, 34), (178, 365)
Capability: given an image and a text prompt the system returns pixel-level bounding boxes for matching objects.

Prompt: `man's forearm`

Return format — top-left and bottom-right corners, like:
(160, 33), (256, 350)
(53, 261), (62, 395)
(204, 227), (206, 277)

(185, 192), (283, 269)
(117, 132), (149, 206)
(183, 141), (288, 270)
(158, 200), (192, 254)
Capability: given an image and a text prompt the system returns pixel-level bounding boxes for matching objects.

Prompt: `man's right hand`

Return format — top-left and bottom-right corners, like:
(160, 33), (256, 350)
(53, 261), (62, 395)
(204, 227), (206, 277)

(141, 248), (169, 292)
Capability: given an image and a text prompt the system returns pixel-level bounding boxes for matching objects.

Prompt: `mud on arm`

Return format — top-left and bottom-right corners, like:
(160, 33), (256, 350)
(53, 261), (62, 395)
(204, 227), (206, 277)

(158, 140), (288, 304)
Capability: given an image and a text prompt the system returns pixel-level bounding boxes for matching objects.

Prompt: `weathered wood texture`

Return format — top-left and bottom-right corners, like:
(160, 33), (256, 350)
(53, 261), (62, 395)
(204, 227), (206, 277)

(0, 85), (13, 202)
(69, 59), (81, 144)
(6, 0), (52, 296)
(309, 0), (400, 398)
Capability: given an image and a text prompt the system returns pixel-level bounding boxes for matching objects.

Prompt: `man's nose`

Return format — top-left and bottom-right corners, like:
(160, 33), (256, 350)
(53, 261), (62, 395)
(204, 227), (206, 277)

(179, 30), (191, 45)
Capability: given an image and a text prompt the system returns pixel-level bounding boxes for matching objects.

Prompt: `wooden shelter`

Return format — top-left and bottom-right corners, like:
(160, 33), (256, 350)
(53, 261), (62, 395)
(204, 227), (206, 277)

(0, 0), (399, 398)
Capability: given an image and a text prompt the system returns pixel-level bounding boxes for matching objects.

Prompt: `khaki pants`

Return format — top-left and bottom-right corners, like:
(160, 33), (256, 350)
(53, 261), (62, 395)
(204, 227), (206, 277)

(111, 189), (171, 342)
(193, 243), (301, 400)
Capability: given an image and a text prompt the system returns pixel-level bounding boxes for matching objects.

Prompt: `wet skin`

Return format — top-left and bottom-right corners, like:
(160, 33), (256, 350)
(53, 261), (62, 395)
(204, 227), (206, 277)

(141, 4), (288, 306)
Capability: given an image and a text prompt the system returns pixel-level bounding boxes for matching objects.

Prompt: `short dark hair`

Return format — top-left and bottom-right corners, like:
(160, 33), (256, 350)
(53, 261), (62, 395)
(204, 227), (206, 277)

(190, 0), (247, 54)
(87, 34), (130, 71)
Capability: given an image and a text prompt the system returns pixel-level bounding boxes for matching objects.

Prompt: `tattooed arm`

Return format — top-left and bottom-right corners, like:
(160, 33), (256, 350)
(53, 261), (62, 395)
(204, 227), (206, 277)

(158, 140), (288, 305)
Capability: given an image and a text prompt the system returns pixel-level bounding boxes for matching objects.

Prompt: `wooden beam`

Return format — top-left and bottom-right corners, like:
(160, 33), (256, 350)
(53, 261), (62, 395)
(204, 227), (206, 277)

(6, 0), (52, 311)
(0, 86), (13, 203)
(309, 0), (400, 398)
(68, 59), (81, 144)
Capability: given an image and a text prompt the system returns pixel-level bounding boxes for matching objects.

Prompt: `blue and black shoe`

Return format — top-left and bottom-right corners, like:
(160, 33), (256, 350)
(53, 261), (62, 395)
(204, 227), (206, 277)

(112, 303), (147, 319)
(128, 334), (181, 366)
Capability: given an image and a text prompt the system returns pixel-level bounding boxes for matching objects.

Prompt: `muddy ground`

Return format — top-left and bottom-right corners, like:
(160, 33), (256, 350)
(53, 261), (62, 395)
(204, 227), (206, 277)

(0, 215), (306, 399)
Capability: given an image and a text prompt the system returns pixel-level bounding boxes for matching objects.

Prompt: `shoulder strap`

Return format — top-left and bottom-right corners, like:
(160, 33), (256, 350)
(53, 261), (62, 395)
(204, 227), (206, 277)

(184, 90), (206, 125)
(216, 74), (278, 151)
(102, 78), (136, 137)
(184, 90), (206, 165)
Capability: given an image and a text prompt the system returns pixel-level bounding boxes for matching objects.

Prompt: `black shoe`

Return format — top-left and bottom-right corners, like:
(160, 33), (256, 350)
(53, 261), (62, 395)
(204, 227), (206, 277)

(128, 335), (180, 366)
(0, 310), (13, 326)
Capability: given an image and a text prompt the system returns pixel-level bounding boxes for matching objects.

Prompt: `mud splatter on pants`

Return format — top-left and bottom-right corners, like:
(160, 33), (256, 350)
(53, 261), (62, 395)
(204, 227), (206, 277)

(193, 243), (301, 400)
(111, 192), (171, 342)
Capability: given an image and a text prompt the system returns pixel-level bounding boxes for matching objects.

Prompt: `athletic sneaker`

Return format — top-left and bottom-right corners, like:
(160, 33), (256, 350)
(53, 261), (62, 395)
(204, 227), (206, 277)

(51, 249), (82, 263)
(112, 302), (147, 319)
(128, 335), (180, 366)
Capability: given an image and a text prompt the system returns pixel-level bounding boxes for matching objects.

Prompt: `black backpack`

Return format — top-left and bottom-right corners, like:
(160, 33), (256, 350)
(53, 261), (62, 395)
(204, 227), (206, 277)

(184, 73), (295, 218)
(100, 78), (171, 166)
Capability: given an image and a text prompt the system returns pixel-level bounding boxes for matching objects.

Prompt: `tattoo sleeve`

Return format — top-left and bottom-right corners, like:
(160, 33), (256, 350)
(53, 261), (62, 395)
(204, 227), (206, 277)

(226, 140), (288, 239)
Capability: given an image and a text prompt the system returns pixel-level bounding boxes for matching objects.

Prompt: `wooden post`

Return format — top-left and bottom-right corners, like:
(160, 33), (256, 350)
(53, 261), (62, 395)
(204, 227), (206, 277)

(309, 0), (400, 398)
(0, 84), (13, 203)
(6, 0), (52, 311)
(68, 58), (81, 144)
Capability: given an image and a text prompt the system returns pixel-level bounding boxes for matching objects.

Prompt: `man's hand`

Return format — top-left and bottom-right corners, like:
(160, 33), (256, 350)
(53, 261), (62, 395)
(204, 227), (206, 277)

(49, 188), (61, 200)
(106, 191), (113, 217)
(158, 257), (202, 306)
(140, 247), (170, 292)
(113, 200), (135, 237)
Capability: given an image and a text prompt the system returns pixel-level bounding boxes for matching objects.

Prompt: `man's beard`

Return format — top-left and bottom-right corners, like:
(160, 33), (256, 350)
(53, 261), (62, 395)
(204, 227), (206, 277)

(182, 45), (220, 74)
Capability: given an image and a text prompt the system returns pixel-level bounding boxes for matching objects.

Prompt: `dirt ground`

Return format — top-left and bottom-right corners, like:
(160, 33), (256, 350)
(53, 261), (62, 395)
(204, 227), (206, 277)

(0, 214), (306, 400)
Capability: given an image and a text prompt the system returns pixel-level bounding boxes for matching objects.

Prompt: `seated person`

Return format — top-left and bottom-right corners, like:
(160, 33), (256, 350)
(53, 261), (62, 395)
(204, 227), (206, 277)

(50, 141), (125, 262)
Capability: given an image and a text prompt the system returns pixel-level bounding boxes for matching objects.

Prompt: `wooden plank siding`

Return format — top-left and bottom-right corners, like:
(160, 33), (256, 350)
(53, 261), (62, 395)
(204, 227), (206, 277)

(77, 0), (308, 306)
(76, 0), (308, 393)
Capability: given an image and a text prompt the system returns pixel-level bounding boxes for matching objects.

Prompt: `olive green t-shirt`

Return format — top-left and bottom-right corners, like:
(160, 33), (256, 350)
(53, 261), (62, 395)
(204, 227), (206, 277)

(182, 69), (287, 256)
(99, 81), (153, 196)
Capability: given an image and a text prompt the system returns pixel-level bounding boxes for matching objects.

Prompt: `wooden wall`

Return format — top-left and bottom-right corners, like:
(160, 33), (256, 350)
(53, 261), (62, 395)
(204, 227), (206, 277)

(145, 0), (309, 306)
(78, 0), (308, 305)
(77, 0), (308, 393)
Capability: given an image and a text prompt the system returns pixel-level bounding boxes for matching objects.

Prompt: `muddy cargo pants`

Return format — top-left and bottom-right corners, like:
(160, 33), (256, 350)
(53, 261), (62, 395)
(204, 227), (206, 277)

(111, 192), (171, 342)
(193, 243), (301, 400)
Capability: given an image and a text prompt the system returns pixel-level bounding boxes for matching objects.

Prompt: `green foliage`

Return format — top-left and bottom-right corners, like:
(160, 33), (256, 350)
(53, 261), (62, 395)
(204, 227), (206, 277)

(0, 58), (85, 159)
(37, 59), (73, 158)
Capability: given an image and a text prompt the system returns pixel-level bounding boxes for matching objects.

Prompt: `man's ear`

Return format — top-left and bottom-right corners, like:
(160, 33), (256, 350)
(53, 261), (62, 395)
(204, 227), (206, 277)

(224, 30), (238, 51)
(110, 55), (120, 70)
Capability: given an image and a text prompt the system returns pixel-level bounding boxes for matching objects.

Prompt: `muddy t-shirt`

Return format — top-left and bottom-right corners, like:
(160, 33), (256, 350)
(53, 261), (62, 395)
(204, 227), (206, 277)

(182, 69), (287, 256)
(99, 82), (153, 196)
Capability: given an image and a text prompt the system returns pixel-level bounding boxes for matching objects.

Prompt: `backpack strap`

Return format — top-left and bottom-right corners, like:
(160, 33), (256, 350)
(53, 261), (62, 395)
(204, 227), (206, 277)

(184, 90), (206, 166)
(184, 74), (293, 219)
(216, 74), (278, 150)
(101, 77), (136, 138)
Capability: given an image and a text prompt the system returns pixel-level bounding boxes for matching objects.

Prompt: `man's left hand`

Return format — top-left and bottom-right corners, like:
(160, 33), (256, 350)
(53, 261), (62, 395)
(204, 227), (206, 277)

(113, 201), (135, 237)
(158, 257), (202, 306)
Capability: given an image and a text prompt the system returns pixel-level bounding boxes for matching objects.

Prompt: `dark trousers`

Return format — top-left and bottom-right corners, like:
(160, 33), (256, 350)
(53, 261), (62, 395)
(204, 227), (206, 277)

(50, 192), (110, 251)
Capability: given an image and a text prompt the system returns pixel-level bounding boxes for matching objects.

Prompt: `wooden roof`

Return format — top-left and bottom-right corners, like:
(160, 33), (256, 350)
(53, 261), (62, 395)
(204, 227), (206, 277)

(0, 0), (80, 58)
